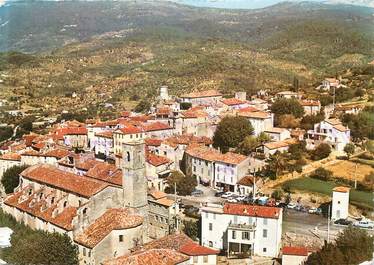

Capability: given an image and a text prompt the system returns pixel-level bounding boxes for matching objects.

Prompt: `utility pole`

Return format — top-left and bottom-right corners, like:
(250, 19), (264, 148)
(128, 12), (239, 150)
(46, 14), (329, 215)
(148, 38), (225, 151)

(327, 204), (331, 243)
(174, 182), (178, 232)
(332, 85), (336, 114)
(354, 163), (358, 189)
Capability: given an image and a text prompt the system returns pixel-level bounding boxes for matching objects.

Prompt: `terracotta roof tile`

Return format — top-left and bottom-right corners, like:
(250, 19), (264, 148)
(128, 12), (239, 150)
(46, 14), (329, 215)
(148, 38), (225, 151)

(42, 148), (70, 159)
(21, 150), (40, 156)
(85, 162), (122, 186)
(95, 131), (113, 138)
(154, 197), (175, 207)
(181, 89), (222, 99)
(221, 98), (247, 106)
(223, 203), (281, 219)
(163, 134), (212, 148)
(4, 187), (77, 230)
(238, 110), (271, 119)
(149, 190), (167, 200)
(186, 145), (248, 165)
(264, 138), (297, 150)
(299, 99), (320, 107)
(143, 122), (171, 132)
(282, 246), (308, 256)
(0, 152), (21, 161)
(21, 164), (108, 198)
(146, 152), (171, 167)
(237, 175), (254, 187)
(75, 208), (143, 248)
(104, 249), (189, 265)
(145, 138), (163, 147)
(180, 242), (219, 256)
(333, 186), (350, 193)
(264, 127), (288, 134)
(116, 124), (143, 135)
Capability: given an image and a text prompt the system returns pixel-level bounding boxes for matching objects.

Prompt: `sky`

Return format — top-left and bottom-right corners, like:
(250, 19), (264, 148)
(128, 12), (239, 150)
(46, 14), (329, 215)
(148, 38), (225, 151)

(1, 0), (373, 9)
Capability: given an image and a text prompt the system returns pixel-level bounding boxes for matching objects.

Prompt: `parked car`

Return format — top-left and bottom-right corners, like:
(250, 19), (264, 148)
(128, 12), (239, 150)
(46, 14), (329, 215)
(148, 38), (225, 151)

(191, 189), (204, 197)
(236, 195), (247, 202)
(287, 203), (297, 209)
(221, 192), (235, 199)
(243, 197), (254, 204)
(353, 220), (374, 229)
(266, 198), (276, 207)
(277, 202), (287, 208)
(334, 219), (352, 226)
(308, 207), (322, 215)
(215, 191), (225, 197)
(227, 198), (238, 203)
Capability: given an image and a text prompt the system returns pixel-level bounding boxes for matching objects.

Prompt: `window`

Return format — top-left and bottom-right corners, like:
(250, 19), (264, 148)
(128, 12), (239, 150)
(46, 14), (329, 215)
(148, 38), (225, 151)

(263, 248), (267, 253)
(242, 232), (250, 240)
(119, 235), (123, 242)
(209, 241), (213, 247)
(338, 201), (341, 204)
(193, 166), (196, 172)
(193, 256), (198, 263)
(83, 208), (88, 215)
(205, 212), (208, 219)
(88, 250), (91, 258)
(63, 201), (68, 208)
(83, 248), (86, 256)
(263, 229), (267, 238)
(203, 256), (208, 263)
(51, 197), (55, 204)
(263, 218), (268, 225)
(232, 231), (236, 239)
(209, 223), (213, 231)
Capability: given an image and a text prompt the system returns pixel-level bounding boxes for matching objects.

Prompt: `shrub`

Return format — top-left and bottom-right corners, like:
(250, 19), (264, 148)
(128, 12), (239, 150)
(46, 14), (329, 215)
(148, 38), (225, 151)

(310, 167), (333, 181)
(311, 143), (331, 160)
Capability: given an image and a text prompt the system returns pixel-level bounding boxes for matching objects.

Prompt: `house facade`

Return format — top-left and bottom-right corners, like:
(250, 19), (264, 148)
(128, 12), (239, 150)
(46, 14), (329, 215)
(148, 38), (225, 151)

(201, 204), (283, 258)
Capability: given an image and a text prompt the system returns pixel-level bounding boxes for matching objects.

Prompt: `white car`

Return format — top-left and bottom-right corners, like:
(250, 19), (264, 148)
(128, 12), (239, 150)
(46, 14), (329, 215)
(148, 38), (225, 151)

(221, 192), (235, 199)
(287, 203), (297, 209)
(227, 198), (238, 203)
(236, 195), (247, 202)
(353, 220), (374, 229)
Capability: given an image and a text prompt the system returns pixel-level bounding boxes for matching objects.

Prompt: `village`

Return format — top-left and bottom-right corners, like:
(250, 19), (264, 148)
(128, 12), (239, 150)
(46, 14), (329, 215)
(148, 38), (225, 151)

(0, 70), (373, 265)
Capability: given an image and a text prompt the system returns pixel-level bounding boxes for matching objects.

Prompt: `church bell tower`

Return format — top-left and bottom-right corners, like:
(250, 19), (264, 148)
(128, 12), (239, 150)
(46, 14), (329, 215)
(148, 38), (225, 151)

(122, 140), (148, 212)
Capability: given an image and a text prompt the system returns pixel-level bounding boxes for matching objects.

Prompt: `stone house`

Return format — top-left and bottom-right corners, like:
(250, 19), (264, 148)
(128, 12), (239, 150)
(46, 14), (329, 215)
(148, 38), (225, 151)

(180, 90), (222, 106)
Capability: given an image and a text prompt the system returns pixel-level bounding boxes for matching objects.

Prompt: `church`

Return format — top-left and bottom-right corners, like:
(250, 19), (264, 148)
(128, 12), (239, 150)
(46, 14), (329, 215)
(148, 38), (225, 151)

(2, 139), (170, 265)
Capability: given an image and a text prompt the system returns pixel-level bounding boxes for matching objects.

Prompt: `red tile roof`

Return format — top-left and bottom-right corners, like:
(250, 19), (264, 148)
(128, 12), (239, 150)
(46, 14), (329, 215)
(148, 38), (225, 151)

(85, 162), (122, 186)
(21, 164), (109, 198)
(93, 120), (119, 128)
(221, 98), (247, 106)
(63, 127), (88, 135)
(181, 108), (208, 119)
(146, 152), (171, 167)
(4, 187), (77, 230)
(148, 190), (167, 200)
(42, 148), (70, 159)
(145, 138), (163, 147)
(186, 145), (248, 165)
(156, 107), (171, 115)
(121, 111), (132, 118)
(282, 246), (308, 256)
(21, 150), (40, 156)
(223, 203), (281, 219)
(264, 138), (297, 150)
(180, 242), (219, 256)
(116, 124), (143, 135)
(103, 249), (189, 265)
(95, 131), (113, 138)
(143, 122), (171, 132)
(163, 134), (212, 148)
(23, 134), (39, 147)
(181, 89), (222, 99)
(0, 152), (21, 161)
(333, 186), (350, 193)
(237, 175), (255, 187)
(238, 110), (271, 119)
(299, 99), (320, 107)
(75, 208), (143, 248)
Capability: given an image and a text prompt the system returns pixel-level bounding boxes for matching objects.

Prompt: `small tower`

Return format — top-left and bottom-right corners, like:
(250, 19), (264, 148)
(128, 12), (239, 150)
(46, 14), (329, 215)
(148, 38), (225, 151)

(122, 140), (148, 212)
(160, 85), (169, 101)
(332, 186), (350, 220)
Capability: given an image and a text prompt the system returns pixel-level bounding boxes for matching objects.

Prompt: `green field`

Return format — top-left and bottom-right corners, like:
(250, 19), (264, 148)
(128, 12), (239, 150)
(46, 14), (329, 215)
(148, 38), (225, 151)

(282, 177), (373, 209)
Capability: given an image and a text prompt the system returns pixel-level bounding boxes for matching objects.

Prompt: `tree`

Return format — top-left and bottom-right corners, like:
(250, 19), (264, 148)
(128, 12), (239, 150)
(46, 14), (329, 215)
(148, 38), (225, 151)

(300, 113), (325, 131)
(237, 136), (259, 155)
(310, 167), (333, 181)
(3, 231), (78, 265)
(271, 189), (283, 200)
(183, 220), (199, 241)
(306, 242), (345, 265)
(311, 143), (331, 160)
(271, 98), (304, 118)
(354, 88), (365, 98)
(343, 143), (355, 159)
(257, 132), (271, 144)
(288, 141), (307, 160)
(336, 226), (374, 265)
(213, 116), (254, 153)
(363, 173), (374, 191)
(265, 152), (288, 179)
(180, 102), (192, 110)
(276, 114), (299, 128)
(165, 171), (197, 196)
(1, 165), (28, 194)
(134, 99), (151, 113)
(0, 126), (13, 142)
(306, 227), (373, 265)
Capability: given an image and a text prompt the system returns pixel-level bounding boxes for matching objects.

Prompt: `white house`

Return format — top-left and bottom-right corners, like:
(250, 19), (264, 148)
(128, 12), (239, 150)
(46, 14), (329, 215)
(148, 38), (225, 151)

(306, 119), (350, 152)
(316, 78), (341, 91)
(276, 91), (302, 100)
(185, 145), (250, 191)
(201, 203), (283, 258)
(261, 138), (297, 158)
(264, 128), (291, 142)
(237, 110), (274, 136)
(299, 100), (321, 116)
(282, 246), (309, 265)
(331, 186), (350, 220)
